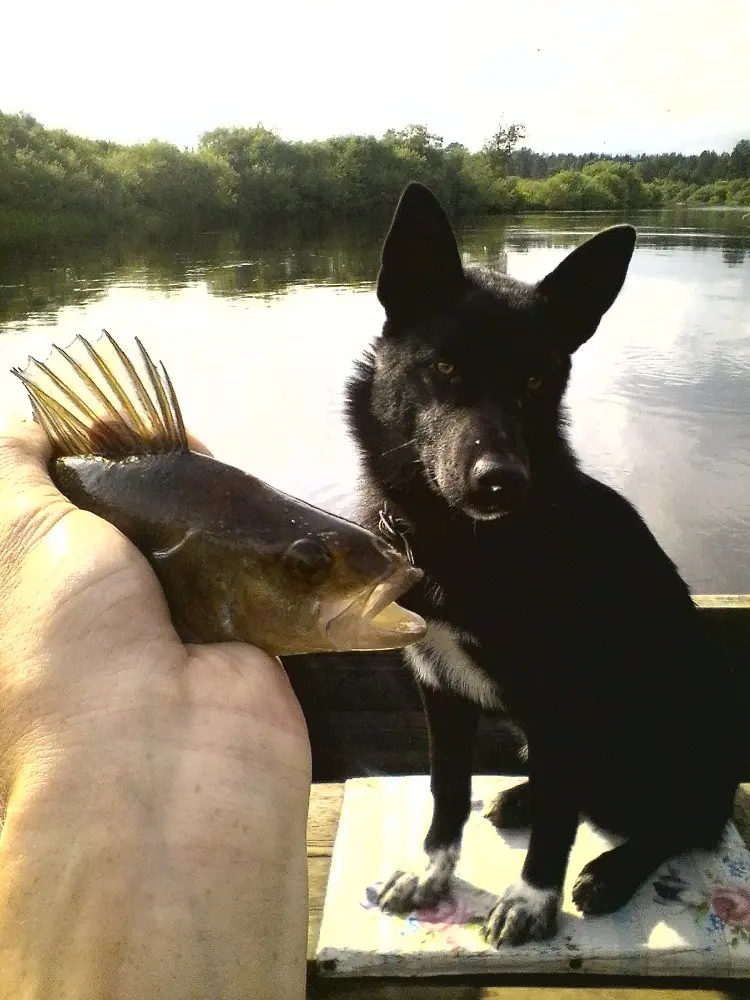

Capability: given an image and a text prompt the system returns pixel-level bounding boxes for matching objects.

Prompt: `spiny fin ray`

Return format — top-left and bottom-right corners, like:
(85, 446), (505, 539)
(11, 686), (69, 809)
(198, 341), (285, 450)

(11, 331), (189, 458)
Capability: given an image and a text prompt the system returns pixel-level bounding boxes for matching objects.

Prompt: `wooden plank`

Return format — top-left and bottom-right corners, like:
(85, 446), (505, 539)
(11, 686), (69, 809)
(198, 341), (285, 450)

(307, 783), (344, 855)
(287, 656), (423, 711)
(297, 708), (527, 782)
(306, 782), (750, 998)
(286, 596), (750, 783)
(308, 854), (333, 965)
(308, 978), (750, 998)
(287, 595), (750, 705)
(307, 784), (344, 963)
(694, 595), (750, 611)
(696, 596), (750, 648)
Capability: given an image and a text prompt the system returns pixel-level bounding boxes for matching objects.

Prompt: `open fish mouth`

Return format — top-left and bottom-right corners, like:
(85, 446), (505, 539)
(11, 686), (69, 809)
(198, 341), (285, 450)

(323, 563), (426, 652)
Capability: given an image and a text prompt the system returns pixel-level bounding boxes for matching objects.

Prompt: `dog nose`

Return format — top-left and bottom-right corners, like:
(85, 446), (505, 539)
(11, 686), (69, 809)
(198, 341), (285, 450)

(469, 455), (529, 505)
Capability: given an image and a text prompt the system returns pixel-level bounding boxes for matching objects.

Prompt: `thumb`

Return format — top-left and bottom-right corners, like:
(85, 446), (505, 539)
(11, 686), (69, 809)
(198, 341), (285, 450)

(0, 414), (215, 562)
(0, 416), (75, 572)
(0, 416), (53, 487)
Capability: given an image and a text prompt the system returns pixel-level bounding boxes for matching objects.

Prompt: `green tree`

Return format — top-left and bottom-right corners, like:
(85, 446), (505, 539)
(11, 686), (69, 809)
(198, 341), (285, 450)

(482, 120), (527, 174)
(729, 140), (750, 180)
(1, 111), (749, 253)
(108, 140), (235, 236)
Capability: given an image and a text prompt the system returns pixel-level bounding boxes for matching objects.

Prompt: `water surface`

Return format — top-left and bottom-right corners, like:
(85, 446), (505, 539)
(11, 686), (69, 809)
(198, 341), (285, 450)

(1, 206), (748, 593)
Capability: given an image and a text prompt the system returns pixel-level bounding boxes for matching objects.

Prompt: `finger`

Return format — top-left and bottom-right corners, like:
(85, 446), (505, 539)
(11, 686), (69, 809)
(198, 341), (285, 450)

(0, 413), (213, 569)
(0, 415), (74, 577)
(0, 415), (62, 508)
(0, 415), (53, 482)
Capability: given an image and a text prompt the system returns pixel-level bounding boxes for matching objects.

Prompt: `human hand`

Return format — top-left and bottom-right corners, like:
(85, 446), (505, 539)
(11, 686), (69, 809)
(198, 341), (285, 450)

(0, 416), (311, 1000)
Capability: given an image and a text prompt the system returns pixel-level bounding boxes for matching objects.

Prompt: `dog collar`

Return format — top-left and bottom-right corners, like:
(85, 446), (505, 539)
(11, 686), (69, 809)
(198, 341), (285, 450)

(377, 501), (415, 566)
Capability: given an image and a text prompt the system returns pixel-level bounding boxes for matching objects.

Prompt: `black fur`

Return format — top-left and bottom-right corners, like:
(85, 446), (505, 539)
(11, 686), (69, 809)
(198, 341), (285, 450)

(344, 182), (743, 947)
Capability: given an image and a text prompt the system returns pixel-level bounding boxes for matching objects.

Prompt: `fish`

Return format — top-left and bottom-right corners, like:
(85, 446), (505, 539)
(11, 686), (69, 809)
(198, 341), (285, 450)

(10, 331), (427, 656)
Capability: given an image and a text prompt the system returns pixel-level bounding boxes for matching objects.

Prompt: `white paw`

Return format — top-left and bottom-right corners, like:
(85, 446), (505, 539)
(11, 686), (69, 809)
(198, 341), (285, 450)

(377, 844), (459, 914)
(483, 879), (559, 946)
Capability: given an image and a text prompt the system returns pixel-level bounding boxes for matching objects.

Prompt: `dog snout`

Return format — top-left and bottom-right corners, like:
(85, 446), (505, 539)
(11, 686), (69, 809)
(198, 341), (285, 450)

(469, 454), (530, 510)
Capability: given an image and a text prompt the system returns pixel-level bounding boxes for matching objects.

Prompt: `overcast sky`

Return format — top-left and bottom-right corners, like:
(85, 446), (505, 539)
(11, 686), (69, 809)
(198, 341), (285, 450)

(3, 0), (748, 154)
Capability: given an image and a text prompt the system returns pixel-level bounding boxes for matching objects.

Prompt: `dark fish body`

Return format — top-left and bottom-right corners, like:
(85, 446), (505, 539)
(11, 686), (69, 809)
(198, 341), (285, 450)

(13, 333), (426, 656)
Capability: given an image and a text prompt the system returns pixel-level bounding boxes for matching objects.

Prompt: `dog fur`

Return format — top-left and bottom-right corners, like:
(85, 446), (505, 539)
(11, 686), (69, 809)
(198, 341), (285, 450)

(343, 182), (743, 947)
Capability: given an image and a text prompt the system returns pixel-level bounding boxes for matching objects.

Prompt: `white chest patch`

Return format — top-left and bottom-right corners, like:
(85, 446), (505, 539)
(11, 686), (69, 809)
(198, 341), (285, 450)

(404, 619), (501, 709)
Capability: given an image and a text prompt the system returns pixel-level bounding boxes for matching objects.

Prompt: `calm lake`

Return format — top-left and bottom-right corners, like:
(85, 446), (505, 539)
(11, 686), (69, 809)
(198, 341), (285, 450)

(1, 207), (748, 594)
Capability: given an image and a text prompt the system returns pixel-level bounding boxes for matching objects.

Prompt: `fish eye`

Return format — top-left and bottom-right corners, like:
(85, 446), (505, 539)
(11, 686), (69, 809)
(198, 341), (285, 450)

(435, 360), (455, 376)
(526, 375), (542, 390)
(284, 537), (334, 585)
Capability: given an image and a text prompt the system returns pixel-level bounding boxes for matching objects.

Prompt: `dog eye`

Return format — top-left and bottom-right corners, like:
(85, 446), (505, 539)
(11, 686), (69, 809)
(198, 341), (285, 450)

(526, 375), (542, 390)
(435, 361), (455, 376)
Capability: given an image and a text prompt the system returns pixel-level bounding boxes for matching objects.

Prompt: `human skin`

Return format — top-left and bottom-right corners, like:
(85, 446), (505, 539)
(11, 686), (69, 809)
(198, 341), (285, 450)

(0, 417), (312, 1000)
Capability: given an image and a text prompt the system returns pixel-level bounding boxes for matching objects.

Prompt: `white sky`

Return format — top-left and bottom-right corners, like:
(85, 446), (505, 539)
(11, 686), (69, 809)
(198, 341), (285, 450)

(2, 0), (749, 154)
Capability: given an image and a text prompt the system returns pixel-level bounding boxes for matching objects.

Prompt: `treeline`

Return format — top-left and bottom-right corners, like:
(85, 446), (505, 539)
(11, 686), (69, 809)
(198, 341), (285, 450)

(507, 145), (750, 183)
(1, 112), (749, 249)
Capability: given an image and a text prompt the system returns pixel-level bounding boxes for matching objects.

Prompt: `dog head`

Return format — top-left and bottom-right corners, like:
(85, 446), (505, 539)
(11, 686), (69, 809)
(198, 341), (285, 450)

(349, 182), (636, 521)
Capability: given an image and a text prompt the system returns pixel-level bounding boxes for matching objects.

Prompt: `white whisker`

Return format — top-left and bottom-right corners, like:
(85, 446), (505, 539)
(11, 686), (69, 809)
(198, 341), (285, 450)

(380, 438), (417, 458)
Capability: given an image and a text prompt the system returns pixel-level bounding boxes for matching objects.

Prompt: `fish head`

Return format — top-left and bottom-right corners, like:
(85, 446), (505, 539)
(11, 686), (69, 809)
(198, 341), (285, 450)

(276, 522), (425, 656)
(213, 485), (427, 656)
(126, 452), (428, 657)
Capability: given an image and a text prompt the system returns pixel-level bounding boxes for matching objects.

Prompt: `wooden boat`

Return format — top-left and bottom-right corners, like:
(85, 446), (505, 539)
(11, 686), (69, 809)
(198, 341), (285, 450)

(286, 594), (750, 999)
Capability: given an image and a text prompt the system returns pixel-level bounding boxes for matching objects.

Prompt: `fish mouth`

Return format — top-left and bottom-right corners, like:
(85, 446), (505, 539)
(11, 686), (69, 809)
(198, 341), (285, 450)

(462, 504), (511, 521)
(323, 563), (426, 652)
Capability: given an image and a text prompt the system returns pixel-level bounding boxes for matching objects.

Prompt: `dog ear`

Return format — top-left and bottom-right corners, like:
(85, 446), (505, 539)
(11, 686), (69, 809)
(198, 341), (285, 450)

(377, 182), (465, 322)
(536, 225), (636, 354)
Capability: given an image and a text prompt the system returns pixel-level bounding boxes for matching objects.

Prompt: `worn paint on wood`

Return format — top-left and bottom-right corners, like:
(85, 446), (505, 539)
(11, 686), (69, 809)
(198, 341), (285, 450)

(307, 782), (750, 998)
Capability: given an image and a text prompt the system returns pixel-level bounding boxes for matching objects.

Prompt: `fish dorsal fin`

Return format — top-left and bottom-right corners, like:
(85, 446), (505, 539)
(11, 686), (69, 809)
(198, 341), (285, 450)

(11, 330), (189, 458)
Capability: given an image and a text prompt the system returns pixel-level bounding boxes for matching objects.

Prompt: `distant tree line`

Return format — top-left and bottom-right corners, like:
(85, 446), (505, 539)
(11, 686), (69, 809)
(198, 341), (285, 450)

(506, 143), (750, 183)
(1, 112), (749, 249)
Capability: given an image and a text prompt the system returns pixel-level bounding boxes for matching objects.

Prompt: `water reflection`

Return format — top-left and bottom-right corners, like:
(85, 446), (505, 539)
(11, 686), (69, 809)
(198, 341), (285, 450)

(463, 209), (750, 263)
(0, 229), (384, 327)
(0, 207), (748, 593)
(2, 208), (748, 329)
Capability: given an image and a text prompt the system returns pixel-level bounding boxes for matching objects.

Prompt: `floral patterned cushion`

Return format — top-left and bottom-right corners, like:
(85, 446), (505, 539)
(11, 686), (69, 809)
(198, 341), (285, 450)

(316, 776), (750, 977)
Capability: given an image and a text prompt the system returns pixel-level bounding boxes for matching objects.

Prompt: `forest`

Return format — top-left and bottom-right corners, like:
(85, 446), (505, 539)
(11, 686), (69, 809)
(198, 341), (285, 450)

(2, 112), (749, 249)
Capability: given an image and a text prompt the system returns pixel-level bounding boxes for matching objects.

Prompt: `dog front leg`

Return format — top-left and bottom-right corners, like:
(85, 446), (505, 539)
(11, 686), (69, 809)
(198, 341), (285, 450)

(484, 755), (578, 946)
(377, 682), (478, 914)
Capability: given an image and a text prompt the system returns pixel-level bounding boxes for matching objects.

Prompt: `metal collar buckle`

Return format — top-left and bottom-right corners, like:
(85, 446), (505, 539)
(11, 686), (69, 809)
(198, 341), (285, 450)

(377, 501), (415, 566)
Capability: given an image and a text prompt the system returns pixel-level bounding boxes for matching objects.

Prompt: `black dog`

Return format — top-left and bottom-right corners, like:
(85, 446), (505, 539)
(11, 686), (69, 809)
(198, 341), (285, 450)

(344, 182), (742, 947)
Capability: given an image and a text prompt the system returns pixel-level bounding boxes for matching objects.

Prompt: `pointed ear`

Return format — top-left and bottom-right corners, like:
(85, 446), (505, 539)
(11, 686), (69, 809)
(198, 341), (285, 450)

(536, 225), (636, 354)
(377, 182), (465, 321)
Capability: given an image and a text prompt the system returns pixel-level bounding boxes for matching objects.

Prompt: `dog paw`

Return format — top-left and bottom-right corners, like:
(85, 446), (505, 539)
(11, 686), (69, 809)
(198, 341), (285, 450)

(377, 844), (459, 914)
(572, 850), (640, 915)
(482, 880), (559, 947)
(484, 781), (531, 830)
(377, 871), (448, 913)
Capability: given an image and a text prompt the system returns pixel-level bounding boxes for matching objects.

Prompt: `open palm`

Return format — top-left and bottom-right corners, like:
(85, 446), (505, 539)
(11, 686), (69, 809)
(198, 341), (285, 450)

(0, 417), (311, 1000)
